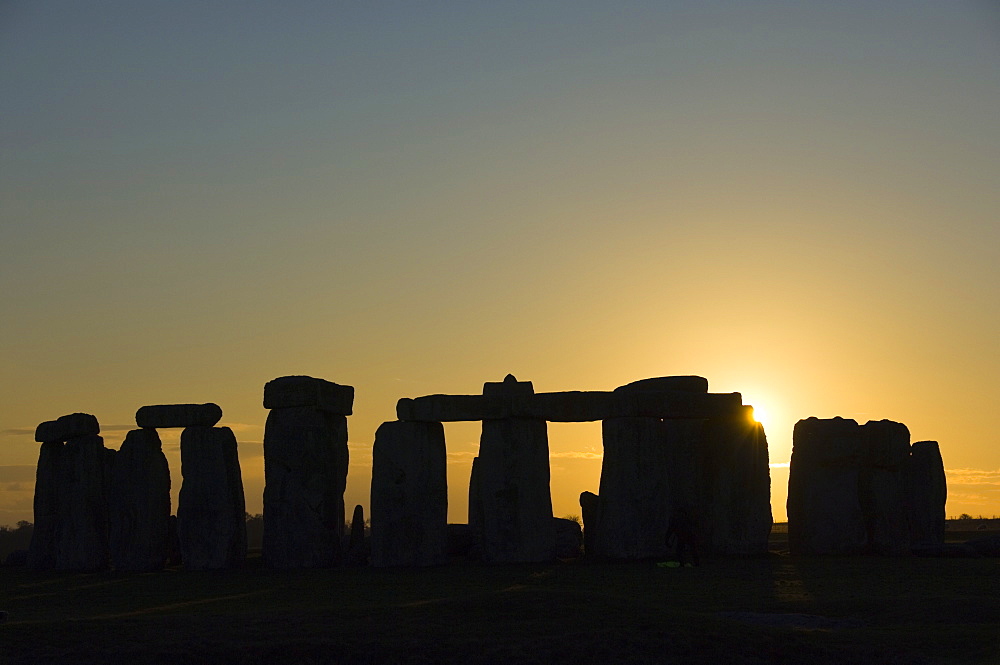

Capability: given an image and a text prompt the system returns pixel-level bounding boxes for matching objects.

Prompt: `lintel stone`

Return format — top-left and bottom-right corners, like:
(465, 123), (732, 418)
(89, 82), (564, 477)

(263, 375), (354, 414)
(136, 403), (223, 429)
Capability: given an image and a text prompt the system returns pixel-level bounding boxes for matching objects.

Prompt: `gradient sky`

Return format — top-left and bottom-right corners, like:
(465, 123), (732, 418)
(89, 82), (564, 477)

(2, 1), (998, 527)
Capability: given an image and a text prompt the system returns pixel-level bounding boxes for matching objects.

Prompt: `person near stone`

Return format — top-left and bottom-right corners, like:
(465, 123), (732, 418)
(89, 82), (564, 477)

(665, 508), (700, 567)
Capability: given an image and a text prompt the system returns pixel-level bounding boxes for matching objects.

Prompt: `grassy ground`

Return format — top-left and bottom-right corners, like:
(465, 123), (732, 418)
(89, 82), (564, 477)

(3, 537), (999, 665)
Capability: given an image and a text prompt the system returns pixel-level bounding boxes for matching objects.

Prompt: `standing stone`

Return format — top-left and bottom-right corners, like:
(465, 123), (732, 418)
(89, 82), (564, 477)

(370, 420), (448, 567)
(345, 504), (368, 566)
(262, 406), (349, 568)
(177, 426), (247, 570)
(475, 375), (555, 563)
(57, 434), (111, 571)
(28, 440), (64, 571)
(579, 491), (600, 557)
(592, 417), (671, 559)
(698, 416), (772, 555)
(860, 420), (911, 555)
(906, 440), (947, 547)
(788, 417), (867, 555)
(469, 456), (483, 559)
(109, 429), (171, 572)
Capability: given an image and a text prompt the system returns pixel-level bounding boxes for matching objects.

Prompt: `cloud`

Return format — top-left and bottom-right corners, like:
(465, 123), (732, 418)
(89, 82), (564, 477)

(945, 468), (1000, 486)
(550, 452), (603, 460)
(0, 428), (34, 436)
(0, 466), (36, 482)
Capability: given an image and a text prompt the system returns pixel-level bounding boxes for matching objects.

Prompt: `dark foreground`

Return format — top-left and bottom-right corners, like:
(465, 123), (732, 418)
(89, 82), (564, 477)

(2, 533), (998, 665)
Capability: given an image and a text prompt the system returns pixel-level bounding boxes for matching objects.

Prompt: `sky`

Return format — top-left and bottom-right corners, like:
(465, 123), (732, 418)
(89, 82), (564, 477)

(1, 1), (998, 527)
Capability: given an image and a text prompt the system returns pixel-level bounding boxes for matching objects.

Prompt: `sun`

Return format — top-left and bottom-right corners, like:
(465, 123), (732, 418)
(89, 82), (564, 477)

(749, 403), (770, 428)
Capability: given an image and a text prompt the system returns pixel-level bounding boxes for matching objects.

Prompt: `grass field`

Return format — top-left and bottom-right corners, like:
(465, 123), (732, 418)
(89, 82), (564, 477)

(3, 533), (999, 664)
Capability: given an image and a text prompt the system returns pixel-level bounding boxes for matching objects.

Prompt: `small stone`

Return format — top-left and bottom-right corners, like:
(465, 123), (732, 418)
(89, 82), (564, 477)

(906, 440), (947, 546)
(554, 517), (583, 558)
(263, 375), (354, 414)
(34, 413), (100, 443)
(136, 403), (222, 429)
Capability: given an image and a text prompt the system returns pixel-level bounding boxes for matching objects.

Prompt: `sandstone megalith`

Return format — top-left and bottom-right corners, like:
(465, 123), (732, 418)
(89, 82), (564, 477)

(177, 426), (247, 570)
(475, 376), (555, 563)
(108, 428), (171, 571)
(370, 420), (448, 567)
(135, 403), (222, 429)
(261, 376), (352, 568)
(906, 440), (947, 546)
(29, 414), (111, 572)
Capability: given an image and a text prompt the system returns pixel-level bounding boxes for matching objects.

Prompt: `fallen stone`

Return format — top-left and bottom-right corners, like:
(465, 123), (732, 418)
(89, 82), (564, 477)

(615, 376), (709, 394)
(554, 517), (583, 558)
(263, 375), (354, 414)
(177, 426), (247, 570)
(108, 429), (171, 572)
(262, 407), (348, 568)
(370, 421), (448, 567)
(476, 417), (555, 563)
(136, 403), (222, 429)
(34, 413), (100, 443)
(906, 440), (947, 546)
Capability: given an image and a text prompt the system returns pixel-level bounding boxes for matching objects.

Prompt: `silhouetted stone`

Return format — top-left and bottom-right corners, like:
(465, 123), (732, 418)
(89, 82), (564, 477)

(615, 376), (709, 394)
(263, 375), (354, 414)
(906, 440), (946, 547)
(468, 456), (483, 560)
(56, 434), (111, 571)
(34, 413), (100, 443)
(579, 491), (600, 557)
(592, 417), (671, 559)
(345, 504), (368, 566)
(262, 407), (348, 568)
(28, 440), (64, 570)
(108, 429), (171, 572)
(787, 418), (866, 555)
(788, 417), (914, 556)
(397, 389), (743, 423)
(446, 523), (475, 558)
(483, 374), (535, 397)
(136, 403), (222, 429)
(4, 549), (28, 567)
(554, 517), (583, 558)
(370, 421), (448, 567)
(476, 414), (555, 563)
(177, 426), (246, 570)
(397, 394), (508, 422)
(860, 420), (911, 555)
(697, 417), (772, 555)
(166, 515), (181, 566)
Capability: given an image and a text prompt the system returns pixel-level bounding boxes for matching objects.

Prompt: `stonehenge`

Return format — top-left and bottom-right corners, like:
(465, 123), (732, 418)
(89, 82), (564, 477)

(787, 418), (948, 555)
(262, 376), (352, 568)
(26, 374), (952, 573)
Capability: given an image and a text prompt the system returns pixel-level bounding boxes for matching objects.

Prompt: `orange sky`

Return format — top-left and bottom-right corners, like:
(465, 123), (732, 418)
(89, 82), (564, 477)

(1, 2), (998, 526)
